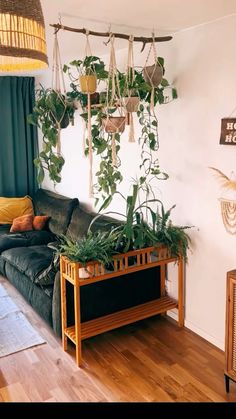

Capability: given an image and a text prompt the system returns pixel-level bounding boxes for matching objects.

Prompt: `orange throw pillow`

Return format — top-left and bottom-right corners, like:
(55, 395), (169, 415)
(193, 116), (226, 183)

(33, 215), (50, 231)
(10, 214), (34, 233)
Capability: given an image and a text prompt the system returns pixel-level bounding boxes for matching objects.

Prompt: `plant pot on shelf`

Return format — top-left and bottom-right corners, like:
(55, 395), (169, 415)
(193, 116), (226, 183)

(78, 265), (94, 279)
(143, 64), (163, 88)
(79, 75), (97, 94)
(151, 245), (171, 262)
(102, 116), (126, 133)
(123, 96), (140, 113)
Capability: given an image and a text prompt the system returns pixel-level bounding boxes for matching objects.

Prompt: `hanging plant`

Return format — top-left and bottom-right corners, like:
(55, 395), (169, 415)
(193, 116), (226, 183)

(28, 87), (75, 184)
(63, 56), (108, 99)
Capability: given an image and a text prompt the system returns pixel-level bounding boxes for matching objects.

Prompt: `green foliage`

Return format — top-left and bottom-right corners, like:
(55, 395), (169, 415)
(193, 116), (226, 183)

(28, 87), (75, 185)
(63, 56), (108, 79)
(149, 204), (192, 261)
(57, 230), (118, 265)
(89, 180), (192, 260)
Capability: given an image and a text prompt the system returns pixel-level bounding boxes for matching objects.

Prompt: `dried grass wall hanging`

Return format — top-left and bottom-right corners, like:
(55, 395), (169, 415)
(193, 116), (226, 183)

(210, 167), (236, 234)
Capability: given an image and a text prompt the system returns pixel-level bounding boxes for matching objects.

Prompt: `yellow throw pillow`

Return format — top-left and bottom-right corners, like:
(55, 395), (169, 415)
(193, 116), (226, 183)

(0, 196), (34, 224)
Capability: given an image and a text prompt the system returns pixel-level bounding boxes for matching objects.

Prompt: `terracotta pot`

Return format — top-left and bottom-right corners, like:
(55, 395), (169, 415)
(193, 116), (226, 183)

(143, 64), (163, 87)
(79, 75), (97, 94)
(78, 265), (94, 279)
(123, 96), (140, 113)
(102, 116), (126, 133)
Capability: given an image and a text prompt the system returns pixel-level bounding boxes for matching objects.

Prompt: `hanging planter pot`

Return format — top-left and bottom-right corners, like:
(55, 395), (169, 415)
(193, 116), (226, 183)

(79, 75), (97, 94)
(123, 96), (140, 113)
(50, 111), (70, 129)
(143, 63), (163, 88)
(102, 116), (126, 133)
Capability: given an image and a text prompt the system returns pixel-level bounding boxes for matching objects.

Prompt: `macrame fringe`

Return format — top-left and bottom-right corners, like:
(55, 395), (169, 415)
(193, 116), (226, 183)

(150, 87), (155, 113)
(82, 119), (87, 156)
(87, 93), (93, 197)
(57, 126), (61, 155)
(220, 199), (236, 234)
(111, 133), (118, 167)
(128, 113), (135, 142)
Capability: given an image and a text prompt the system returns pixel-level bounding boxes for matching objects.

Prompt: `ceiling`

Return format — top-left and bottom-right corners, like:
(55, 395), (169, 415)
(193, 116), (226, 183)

(41, 0), (236, 35)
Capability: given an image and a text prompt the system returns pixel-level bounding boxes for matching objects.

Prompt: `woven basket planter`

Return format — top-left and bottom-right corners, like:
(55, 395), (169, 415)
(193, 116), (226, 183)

(102, 116), (126, 133)
(123, 96), (140, 113)
(143, 64), (163, 88)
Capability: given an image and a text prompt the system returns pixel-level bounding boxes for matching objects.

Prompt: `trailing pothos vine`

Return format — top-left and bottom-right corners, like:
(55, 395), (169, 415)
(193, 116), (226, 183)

(28, 54), (177, 205)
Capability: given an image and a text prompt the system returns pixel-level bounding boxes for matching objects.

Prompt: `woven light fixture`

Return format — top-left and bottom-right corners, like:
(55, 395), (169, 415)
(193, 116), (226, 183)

(0, 0), (48, 71)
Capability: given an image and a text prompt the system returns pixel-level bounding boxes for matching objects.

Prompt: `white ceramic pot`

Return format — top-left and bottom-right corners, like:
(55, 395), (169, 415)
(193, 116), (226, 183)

(79, 266), (94, 279)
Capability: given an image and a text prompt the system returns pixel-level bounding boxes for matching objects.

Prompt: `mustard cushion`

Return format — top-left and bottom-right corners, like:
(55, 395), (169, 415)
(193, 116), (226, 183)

(0, 196), (34, 224)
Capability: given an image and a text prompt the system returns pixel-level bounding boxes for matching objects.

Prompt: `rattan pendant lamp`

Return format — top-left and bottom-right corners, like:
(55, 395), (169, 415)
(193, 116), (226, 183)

(0, 0), (48, 71)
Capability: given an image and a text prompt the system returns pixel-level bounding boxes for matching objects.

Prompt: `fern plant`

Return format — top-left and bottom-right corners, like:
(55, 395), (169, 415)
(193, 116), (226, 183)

(57, 230), (118, 266)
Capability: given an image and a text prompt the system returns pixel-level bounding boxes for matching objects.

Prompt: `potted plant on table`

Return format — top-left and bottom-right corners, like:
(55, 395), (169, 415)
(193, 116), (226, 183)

(57, 230), (118, 278)
(89, 180), (191, 262)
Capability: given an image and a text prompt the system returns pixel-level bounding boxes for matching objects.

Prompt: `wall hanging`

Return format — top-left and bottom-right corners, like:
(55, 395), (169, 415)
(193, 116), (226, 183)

(210, 167), (236, 234)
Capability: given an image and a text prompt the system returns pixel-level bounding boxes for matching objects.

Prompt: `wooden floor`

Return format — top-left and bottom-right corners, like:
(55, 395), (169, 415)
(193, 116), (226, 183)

(0, 276), (235, 402)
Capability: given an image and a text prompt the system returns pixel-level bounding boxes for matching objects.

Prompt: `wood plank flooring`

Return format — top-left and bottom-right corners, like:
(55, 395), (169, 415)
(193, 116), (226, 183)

(0, 276), (235, 402)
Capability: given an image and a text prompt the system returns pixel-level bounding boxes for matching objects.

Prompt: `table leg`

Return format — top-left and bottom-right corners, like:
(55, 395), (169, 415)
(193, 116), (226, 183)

(74, 282), (82, 367)
(60, 261), (68, 351)
(178, 256), (184, 327)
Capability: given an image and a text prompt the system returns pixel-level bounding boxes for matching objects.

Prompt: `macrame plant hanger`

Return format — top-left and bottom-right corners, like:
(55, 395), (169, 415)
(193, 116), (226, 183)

(219, 197), (236, 234)
(105, 34), (125, 167)
(51, 32), (67, 156)
(82, 30), (96, 197)
(143, 32), (163, 113)
(124, 35), (137, 142)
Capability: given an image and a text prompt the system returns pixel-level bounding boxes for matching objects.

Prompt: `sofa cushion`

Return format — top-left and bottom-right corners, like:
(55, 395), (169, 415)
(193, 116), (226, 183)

(0, 196), (34, 224)
(10, 214), (34, 232)
(33, 215), (50, 230)
(67, 204), (121, 241)
(1, 245), (54, 281)
(33, 189), (78, 236)
(0, 224), (11, 236)
(0, 230), (55, 254)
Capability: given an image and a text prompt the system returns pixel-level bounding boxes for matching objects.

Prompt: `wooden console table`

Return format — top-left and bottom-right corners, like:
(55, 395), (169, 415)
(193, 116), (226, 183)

(60, 246), (184, 367)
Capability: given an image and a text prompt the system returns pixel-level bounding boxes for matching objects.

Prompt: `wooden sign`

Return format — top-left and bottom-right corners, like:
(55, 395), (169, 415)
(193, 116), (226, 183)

(220, 118), (236, 145)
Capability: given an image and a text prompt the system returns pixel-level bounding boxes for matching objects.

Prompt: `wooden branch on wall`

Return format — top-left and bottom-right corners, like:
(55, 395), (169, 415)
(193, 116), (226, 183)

(50, 24), (172, 52)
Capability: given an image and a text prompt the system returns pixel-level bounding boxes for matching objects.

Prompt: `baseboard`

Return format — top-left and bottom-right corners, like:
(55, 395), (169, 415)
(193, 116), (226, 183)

(167, 310), (224, 351)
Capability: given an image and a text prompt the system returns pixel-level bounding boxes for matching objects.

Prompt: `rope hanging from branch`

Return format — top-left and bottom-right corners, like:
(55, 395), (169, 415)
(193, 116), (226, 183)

(125, 35), (136, 143)
(50, 24), (172, 52)
(51, 33), (67, 156)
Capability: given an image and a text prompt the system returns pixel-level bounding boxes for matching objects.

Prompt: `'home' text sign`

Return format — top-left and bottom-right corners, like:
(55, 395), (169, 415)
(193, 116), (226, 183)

(220, 118), (236, 145)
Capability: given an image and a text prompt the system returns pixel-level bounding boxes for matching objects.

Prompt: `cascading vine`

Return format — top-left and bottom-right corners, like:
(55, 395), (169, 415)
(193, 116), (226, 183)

(29, 29), (177, 206)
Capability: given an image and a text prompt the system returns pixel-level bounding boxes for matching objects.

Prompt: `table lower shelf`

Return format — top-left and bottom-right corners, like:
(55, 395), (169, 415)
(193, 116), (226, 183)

(64, 296), (178, 344)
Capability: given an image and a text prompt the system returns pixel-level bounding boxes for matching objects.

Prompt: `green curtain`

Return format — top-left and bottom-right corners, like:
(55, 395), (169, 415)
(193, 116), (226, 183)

(0, 76), (38, 197)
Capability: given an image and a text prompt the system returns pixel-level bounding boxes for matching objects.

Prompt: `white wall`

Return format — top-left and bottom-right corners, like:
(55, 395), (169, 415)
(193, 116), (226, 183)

(37, 12), (236, 349)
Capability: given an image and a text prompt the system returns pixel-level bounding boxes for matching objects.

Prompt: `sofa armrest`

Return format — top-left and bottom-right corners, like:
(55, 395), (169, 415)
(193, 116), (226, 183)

(0, 230), (56, 255)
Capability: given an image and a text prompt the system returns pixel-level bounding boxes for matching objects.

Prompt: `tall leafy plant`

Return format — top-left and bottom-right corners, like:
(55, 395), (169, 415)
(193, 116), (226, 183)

(28, 87), (75, 184)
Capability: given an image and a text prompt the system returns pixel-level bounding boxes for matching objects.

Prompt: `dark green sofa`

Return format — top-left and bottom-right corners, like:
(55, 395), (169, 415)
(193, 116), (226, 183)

(0, 189), (160, 336)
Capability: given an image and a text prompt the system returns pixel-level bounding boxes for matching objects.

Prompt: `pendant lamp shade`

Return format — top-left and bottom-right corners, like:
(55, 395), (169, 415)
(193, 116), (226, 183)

(0, 0), (48, 71)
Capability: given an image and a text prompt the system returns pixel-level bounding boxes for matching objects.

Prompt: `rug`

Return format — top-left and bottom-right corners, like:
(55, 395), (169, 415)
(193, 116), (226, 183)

(0, 284), (46, 357)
